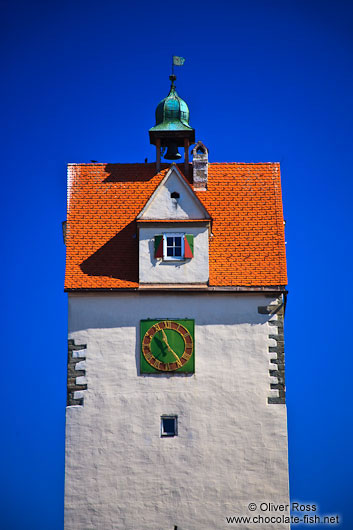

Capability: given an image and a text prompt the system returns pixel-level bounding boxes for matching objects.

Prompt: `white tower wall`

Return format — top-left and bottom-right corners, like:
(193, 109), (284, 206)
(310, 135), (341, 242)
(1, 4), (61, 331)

(65, 292), (289, 530)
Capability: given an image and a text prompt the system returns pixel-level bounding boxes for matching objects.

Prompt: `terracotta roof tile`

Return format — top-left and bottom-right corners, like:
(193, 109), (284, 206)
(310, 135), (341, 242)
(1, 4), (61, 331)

(65, 162), (287, 289)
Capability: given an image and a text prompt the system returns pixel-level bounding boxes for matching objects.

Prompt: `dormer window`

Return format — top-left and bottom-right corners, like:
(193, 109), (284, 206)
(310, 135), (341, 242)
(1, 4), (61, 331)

(154, 233), (194, 260)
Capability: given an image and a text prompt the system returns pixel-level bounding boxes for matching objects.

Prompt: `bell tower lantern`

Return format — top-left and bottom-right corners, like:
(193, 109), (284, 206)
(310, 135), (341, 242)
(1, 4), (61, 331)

(149, 74), (195, 174)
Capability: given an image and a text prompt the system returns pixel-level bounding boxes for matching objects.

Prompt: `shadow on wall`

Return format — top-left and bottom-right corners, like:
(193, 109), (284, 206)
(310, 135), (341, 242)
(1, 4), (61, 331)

(68, 294), (279, 333)
(80, 221), (138, 282)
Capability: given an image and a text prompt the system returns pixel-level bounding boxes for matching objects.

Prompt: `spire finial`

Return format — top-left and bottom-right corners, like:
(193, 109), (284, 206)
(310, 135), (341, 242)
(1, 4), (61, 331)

(169, 74), (176, 88)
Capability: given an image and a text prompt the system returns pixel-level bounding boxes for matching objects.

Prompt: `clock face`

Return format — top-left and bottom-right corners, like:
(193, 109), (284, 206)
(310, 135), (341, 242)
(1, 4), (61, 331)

(140, 319), (194, 374)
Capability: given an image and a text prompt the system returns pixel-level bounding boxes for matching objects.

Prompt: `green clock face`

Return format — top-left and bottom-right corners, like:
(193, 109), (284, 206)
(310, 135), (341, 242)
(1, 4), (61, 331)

(140, 319), (195, 374)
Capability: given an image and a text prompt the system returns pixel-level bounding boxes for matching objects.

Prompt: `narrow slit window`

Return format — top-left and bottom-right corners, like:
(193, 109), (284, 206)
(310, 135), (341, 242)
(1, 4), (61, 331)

(161, 416), (178, 437)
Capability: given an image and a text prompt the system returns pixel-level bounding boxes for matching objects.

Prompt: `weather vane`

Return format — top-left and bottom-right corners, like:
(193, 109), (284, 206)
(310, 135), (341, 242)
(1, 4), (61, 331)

(171, 55), (185, 78)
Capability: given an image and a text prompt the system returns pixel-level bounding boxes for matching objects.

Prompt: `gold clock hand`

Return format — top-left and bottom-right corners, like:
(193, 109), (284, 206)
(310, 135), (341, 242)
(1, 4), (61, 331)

(160, 329), (182, 367)
(164, 340), (182, 367)
(161, 330), (178, 357)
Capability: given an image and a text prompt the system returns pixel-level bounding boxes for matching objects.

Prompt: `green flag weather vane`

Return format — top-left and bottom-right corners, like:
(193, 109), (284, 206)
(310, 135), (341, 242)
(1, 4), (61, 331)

(172, 56), (185, 75)
(173, 56), (185, 66)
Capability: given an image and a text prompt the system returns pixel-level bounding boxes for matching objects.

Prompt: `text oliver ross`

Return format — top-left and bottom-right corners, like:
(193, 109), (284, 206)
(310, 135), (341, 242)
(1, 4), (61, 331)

(259, 503), (317, 512)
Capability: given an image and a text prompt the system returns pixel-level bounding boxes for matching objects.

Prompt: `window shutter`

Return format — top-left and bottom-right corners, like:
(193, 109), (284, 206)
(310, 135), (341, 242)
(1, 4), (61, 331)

(154, 235), (164, 258)
(184, 234), (194, 258)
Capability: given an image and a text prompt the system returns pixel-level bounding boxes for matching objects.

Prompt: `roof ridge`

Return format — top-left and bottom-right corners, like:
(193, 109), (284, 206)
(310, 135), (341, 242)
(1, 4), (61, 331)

(208, 161), (280, 165)
(67, 161), (280, 166)
(67, 162), (160, 166)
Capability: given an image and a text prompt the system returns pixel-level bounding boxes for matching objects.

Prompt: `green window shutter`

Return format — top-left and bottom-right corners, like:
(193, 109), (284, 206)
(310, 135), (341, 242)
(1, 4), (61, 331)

(154, 235), (164, 258)
(184, 234), (194, 258)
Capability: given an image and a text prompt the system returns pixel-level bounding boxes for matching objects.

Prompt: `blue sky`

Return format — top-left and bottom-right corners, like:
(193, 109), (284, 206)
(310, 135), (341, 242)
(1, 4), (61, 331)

(2, 0), (353, 528)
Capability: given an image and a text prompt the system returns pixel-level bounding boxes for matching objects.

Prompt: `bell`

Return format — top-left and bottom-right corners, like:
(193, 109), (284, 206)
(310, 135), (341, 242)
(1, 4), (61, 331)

(164, 142), (182, 160)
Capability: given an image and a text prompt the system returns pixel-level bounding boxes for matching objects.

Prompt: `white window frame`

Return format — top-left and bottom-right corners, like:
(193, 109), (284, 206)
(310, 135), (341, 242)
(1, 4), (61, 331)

(160, 415), (178, 437)
(163, 232), (185, 261)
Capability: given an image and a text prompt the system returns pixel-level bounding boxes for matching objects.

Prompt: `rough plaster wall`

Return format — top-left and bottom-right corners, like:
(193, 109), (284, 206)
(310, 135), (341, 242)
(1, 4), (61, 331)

(139, 226), (209, 284)
(65, 293), (289, 530)
(139, 169), (208, 220)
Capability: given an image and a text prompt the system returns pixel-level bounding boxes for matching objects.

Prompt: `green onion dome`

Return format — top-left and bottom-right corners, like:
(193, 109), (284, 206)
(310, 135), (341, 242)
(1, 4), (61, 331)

(150, 75), (193, 133)
(155, 75), (190, 126)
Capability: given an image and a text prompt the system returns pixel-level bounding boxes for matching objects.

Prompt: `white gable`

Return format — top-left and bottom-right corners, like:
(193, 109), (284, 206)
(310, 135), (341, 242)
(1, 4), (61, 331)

(137, 166), (210, 220)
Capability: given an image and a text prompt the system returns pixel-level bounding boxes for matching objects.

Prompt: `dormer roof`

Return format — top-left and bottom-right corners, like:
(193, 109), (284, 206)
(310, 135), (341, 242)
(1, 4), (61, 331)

(137, 165), (211, 221)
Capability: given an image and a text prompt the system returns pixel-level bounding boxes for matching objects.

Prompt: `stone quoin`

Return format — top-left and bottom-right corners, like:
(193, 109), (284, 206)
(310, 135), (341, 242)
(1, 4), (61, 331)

(64, 70), (290, 529)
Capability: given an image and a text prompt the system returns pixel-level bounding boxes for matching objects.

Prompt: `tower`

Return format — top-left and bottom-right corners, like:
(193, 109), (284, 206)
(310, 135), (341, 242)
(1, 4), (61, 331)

(149, 74), (195, 174)
(64, 73), (290, 529)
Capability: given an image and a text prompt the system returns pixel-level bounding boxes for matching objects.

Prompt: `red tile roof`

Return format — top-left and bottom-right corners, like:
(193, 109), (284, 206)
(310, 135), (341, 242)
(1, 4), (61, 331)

(65, 162), (287, 289)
